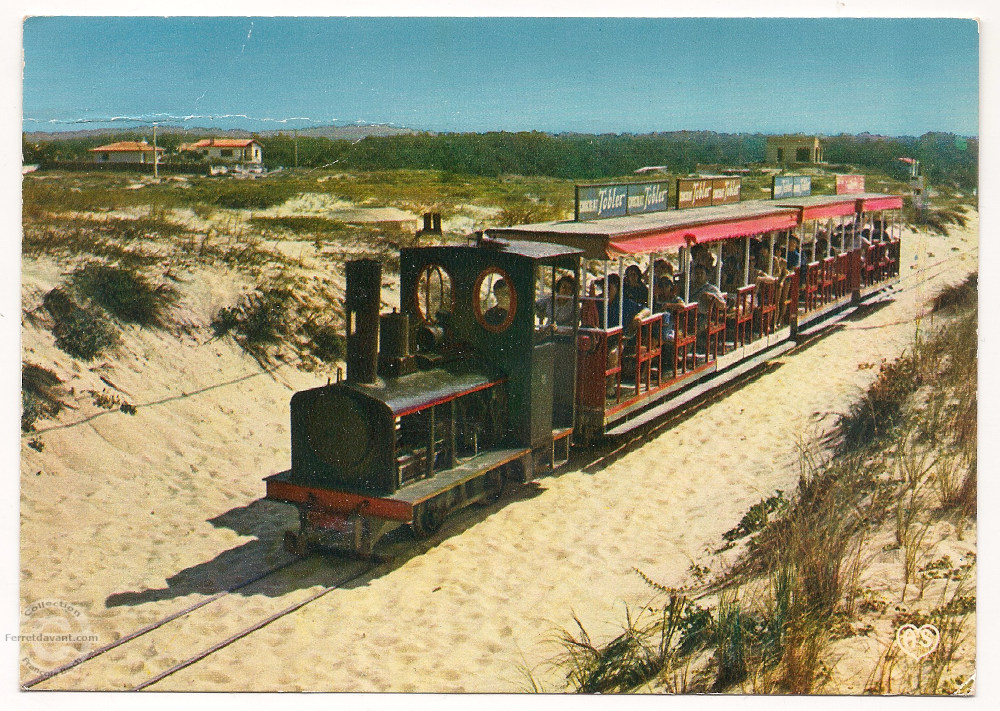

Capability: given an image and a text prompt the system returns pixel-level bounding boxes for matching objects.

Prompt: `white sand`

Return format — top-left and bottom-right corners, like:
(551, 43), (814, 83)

(20, 211), (977, 691)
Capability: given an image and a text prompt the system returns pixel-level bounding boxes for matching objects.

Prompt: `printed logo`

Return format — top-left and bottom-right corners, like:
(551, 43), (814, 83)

(19, 599), (97, 673)
(895, 623), (940, 660)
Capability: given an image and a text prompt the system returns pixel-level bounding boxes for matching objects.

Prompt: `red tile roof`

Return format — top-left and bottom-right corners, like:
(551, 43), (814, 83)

(185, 138), (259, 149)
(89, 141), (164, 152)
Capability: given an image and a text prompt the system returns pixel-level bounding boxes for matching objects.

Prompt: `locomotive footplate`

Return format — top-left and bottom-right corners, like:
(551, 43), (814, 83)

(265, 446), (531, 556)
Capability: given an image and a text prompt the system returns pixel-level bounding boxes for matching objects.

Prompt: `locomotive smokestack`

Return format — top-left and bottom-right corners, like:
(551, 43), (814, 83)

(345, 259), (381, 384)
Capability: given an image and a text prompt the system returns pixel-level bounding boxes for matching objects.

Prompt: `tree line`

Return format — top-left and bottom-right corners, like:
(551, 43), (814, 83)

(23, 130), (978, 190)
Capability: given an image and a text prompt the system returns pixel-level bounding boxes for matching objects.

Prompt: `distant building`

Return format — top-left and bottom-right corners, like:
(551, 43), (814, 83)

(89, 140), (164, 164)
(765, 135), (824, 164)
(178, 138), (263, 165)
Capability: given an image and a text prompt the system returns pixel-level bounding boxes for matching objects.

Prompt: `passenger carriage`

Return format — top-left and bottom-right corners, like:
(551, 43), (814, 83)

(487, 190), (903, 441)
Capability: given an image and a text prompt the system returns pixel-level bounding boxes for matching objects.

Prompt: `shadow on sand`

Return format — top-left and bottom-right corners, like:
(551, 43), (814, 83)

(105, 483), (547, 608)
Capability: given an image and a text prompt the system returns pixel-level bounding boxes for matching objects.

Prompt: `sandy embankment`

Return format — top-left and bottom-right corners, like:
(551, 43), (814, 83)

(20, 212), (977, 691)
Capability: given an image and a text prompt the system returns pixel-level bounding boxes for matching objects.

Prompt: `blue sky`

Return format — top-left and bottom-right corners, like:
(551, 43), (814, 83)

(22, 16), (979, 136)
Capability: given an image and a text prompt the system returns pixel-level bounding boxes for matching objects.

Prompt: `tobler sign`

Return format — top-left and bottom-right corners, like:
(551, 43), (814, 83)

(676, 177), (741, 209)
(575, 181), (670, 221)
(836, 174), (866, 194)
(772, 175), (812, 199)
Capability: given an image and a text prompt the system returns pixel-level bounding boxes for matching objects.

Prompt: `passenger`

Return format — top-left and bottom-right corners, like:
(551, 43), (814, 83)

(784, 236), (801, 269)
(690, 264), (725, 351)
(483, 278), (511, 327)
(691, 264), (725, 319)
(535, 275), (577, 328)
(690, 244), (715, 270)
(651, 258), (674, 284)
(654, 277), (683, 342)
(815, 238), (829, 261)
(553, 275), (577, 326)
(601, 274), (647, 330)
(749, 246), (770, 281)
(720, 258), (741, 295)
(623, 264), (649, 306)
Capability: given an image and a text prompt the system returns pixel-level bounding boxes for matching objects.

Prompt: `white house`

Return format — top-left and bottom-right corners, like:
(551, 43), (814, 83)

(179, 138), (263, 165)
(89, 140), (164, 164)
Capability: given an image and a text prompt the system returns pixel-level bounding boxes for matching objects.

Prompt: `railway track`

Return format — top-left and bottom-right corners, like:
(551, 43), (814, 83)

(130, 560), (383, 691)
(22, 556), (379, 691)
(22, 558), (302, 689)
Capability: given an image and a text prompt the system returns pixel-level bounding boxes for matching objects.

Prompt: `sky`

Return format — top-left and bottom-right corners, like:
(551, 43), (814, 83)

(21, 16), (979, 137)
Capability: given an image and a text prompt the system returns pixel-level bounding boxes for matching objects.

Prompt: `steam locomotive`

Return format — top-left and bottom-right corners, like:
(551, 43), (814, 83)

(265, 190), (903, 556)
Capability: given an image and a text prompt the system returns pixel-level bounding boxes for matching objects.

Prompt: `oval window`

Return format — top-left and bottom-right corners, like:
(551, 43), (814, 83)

(474, 268), (517, 333)
(414, 264), (453, 325)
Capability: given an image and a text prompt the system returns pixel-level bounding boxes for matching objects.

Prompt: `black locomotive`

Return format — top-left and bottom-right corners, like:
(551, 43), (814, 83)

(266, 238), (581, 555)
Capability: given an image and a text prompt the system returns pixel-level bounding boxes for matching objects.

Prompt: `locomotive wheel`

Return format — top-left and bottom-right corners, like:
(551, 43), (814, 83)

(411, 501), (446, 539)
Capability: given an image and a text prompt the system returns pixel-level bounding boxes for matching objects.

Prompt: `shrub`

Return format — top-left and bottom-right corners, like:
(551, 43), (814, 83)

(70, 262), (177, 327)
(302, 321), (346, 362)
(212, 287), (294, 353)
(932, 273), (977, 313)
(208, 182), (295, 210)
(43, 288), (119, 360)
(22, 363), (63, 432)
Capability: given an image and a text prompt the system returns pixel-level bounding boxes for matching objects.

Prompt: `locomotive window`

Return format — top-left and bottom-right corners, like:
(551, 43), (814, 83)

(414, 264), (453, 325)
(474, 267), (516, 333)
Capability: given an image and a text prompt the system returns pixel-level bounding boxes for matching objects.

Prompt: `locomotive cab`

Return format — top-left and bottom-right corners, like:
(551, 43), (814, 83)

(266, 238), (582, 556)
(400, 237), (582, 469)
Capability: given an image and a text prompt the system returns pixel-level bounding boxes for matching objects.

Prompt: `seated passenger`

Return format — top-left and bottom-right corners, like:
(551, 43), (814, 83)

(690, 264), (725, 350)
(535, 275), (577, 329)
(785, 235), (801, 269)
(553, 275), (576, 326)
(815, 238), (829, 262)
(720, 258), (741, 296)
(601, 274), (647, 331)
(650, 258), (674, 284)
(483, 278), (511, 327)
(623, 264), (649, 306)
(690, 244), (713, 270)
(653, 276), (684, 341)
(691, 264), (725, 318)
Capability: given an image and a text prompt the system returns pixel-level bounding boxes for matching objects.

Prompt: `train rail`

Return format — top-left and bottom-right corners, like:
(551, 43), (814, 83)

(131, 561), (383, 691)
(22, 557), (305, 690)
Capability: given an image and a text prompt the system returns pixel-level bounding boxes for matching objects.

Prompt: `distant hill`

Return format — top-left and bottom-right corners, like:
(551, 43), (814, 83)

(24, 123), (419, 142)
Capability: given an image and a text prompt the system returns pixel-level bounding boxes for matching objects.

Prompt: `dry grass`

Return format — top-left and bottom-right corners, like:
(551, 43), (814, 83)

(21, 363), (64, 432)
(550, 274), (978, 695)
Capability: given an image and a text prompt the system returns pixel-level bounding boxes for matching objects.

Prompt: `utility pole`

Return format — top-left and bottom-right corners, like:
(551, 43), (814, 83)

(294, 129), (298, 169)
(152, 123), (159, 180)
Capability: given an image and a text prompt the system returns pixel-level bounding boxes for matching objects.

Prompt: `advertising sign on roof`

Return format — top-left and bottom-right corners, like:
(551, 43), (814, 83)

(836, 174), (866, 194)
(772, 175), (812, 199)
(676, 177), (741, 209)
(575, 181), (669, 221)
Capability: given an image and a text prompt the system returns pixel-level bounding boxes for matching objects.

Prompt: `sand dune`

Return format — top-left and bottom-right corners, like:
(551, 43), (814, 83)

(20, 212), (977, 691)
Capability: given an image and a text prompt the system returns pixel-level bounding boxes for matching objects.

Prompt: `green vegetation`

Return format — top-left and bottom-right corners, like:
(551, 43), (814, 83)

(248, 216), (354, 235)
(211, 286), (295, 355)
(70, 262), (177, 327)
(301, 320), (346, 362)
(25, 130), (978, 190)
(552, 275), (977, 694)
(206, 180), (298, 210)
(43, 288), (120, 361)
(21, 363), (63, 432)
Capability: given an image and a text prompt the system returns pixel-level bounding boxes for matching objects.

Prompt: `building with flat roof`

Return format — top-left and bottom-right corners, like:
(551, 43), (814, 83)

(765, 135), (824, 165)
